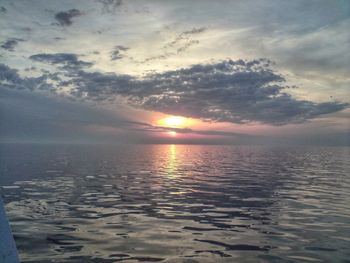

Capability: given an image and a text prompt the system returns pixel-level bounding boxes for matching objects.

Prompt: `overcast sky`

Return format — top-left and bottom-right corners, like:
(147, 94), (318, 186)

(0, 0), (349, 145)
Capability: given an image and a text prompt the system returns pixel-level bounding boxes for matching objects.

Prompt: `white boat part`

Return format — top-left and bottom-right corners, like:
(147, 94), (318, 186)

(0, 197), (20, 263)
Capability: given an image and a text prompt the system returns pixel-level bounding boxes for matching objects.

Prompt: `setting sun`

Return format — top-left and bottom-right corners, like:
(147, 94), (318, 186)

(159, 116), (189, 128)
(168, 131), (177, 136)
(164, 116), (184, 127)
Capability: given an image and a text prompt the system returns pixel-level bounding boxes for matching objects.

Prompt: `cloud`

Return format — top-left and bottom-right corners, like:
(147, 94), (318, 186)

(176, 40), (199, 53)
(54, 9), (82, 26)
(164, 27), (207, 48)
(0, 87), (253, 144)
(138, 27), (206, 64)
(1, 85), (348, 145)
(0, 63), (23, 85)
(2, 58), (348, 126)
(0, 63), (57, 92)
(182, 27), (207, 35)
(126, 59), (348, 125)
(110, 45), (129, 60)
(59, 58), (349, 125)
(97, 0), (123, 14)
(29, 53), (93, 70)
(243, 18), (350, 78)
(144, 124), (255, 138)
(0, 87), (136, 143)
(1, 38), (25, 52)
(162, 27), (206, 51)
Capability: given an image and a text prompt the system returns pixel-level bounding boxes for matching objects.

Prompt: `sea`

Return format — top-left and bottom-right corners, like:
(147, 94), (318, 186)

(0, 143), (349, 263)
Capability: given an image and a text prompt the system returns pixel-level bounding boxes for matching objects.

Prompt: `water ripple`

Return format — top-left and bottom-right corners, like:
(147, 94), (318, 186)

(1, 144), (349, 262)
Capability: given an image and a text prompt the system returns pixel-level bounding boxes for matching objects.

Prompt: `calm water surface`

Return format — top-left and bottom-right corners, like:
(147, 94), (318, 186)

(0, 144), (349, 263)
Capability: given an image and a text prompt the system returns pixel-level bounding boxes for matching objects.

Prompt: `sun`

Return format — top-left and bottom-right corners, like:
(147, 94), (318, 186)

(157, 115), (194, 137)
(159, 116), (188, 128)
(164, 116), (185, 127)
(168, 131), (177, 136)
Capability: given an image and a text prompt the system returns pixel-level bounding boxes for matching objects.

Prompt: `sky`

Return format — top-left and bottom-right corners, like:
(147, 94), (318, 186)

(0, 0), (349, 145)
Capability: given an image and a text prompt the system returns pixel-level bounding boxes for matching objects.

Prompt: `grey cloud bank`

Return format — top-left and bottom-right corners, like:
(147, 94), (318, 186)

(1, 57), (348, 126)
(124, 60), (348, 125)
(0, 88), (258, 144)
(2, 88), (347, 146)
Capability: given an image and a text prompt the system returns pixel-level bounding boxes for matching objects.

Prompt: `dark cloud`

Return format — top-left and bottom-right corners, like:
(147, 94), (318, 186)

(125, 59), (347, 125)
(176, 40), (199, 53)
(1, 58), (348, 126)
(141, 53), (172, 63)
(0, 63), (22, 84)
(182, 27), (207, 35)
(0, 88), (133, 143)
(1, 87), (348, 145)
(55, 58), (348, 125)
(1, 38), (25, 52)
(110, 45), (129, 60)
(54, 9), (82, 26)
(24, 66), (37, 72)
(29, 53), (93, 70)
(97, 0), (123, 14)
(0, 63), (58, 92)
(0, 6), (6, 13)
(0, 88), (261, 145)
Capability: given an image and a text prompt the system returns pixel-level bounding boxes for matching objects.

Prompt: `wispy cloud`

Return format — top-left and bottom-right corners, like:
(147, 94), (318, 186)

(137, 27), (207, 63)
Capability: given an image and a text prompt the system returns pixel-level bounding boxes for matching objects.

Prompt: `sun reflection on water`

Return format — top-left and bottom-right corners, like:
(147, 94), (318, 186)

(166, 144), (177, 178)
